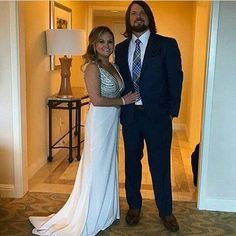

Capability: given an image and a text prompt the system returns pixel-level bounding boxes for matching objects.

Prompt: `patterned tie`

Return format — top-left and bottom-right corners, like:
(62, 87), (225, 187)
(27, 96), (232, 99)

(132, 39), (141, 97)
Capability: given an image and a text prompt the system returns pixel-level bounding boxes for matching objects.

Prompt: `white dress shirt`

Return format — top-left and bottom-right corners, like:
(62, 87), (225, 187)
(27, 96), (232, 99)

(128, 29), (150, 105)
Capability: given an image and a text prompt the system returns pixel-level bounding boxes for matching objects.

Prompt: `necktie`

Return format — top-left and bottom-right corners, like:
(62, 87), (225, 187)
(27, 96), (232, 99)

(132, 39), (141, 96)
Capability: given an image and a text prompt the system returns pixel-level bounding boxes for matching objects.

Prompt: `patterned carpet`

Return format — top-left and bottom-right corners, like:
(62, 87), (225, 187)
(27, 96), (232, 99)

(1, 192), (236, 236)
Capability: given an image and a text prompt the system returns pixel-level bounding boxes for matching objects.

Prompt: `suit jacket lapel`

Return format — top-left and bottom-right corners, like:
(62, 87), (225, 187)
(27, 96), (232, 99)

(120, 39), (132, 81)
(140, 34), (161, 79)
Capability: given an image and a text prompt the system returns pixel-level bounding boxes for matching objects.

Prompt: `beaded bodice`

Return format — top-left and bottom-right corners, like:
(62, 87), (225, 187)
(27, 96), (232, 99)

(97, 64), (124, 98)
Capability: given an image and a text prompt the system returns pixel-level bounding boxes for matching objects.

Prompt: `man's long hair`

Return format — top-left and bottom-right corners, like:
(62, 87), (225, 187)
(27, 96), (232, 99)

(124, 1), (157, 38)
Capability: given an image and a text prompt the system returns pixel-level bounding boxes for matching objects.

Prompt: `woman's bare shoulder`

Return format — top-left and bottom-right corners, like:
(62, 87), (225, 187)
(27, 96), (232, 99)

(84, 62), (99, 79)
(85, 62), (98, 71)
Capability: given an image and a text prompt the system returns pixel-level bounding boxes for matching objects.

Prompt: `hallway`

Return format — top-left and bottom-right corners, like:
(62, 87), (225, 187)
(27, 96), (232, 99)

(29, 128), (197, 202)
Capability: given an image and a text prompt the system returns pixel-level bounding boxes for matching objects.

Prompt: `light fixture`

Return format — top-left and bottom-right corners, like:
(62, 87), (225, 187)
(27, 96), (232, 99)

(46, 29), (86, 98)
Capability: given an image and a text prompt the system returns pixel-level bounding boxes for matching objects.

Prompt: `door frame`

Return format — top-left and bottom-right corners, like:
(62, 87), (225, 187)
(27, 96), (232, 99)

(10, 1), (28, 197)
(197, 1), (219, 209)
(87, 5), (127, 38)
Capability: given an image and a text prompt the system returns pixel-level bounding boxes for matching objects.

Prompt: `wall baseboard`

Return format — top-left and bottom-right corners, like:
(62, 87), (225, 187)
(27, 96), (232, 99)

(173, 123), (197, 149)
(173, 122), (186, 131)
(199, 198), (236, 212)
(0, 184), (15, 198)
(28, 157), (47, 179)
(28, 149), (63, 179)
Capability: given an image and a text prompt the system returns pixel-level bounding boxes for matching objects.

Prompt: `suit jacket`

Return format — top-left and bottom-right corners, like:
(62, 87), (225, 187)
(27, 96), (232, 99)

(115, 33), (183, 125)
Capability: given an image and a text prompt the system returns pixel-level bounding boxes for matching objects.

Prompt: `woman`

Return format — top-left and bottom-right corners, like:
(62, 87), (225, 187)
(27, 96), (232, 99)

(29, 26), (139, 236)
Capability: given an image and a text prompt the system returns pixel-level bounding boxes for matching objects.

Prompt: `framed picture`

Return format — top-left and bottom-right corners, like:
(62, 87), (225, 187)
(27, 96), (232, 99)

(49, 1), (72, 70)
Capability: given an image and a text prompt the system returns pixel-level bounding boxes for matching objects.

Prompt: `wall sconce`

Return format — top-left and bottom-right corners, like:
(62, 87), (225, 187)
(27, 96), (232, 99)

(46, 29), (85, 98)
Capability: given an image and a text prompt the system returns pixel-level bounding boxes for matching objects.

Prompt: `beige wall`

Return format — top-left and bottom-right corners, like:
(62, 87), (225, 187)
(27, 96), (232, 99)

(86, 1), (129, 8)
(149, 1), (196, 126)
(20, 1), (87, 177)
(20, 2), (51, 177)
(188, 1), (210, 146)
(93, 16), (124, 29)
(60, 1), (87, 88)
(148, 1), (210, 145)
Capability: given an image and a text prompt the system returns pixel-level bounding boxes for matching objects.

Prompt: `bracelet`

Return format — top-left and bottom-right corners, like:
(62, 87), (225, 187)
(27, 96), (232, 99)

(121, 97), (126, 105)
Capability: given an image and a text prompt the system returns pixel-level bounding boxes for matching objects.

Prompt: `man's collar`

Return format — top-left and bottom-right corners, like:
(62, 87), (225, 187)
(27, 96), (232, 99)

(131, 29), (151, 44)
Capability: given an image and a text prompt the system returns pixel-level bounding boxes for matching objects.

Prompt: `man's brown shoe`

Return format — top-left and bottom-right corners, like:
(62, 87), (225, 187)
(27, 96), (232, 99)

(126, 208), (141, 226)
(161, 214), (179, 232)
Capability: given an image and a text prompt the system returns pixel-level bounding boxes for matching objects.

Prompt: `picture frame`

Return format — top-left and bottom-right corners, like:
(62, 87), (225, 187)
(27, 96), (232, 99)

(49, 1), (72, 70)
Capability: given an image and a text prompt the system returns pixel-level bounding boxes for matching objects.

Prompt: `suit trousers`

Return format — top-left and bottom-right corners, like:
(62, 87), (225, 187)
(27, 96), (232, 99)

(122, 107), (173, 217)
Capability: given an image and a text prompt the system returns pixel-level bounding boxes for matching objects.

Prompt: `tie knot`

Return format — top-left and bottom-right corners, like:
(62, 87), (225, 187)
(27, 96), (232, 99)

(135, 39), (141, 45)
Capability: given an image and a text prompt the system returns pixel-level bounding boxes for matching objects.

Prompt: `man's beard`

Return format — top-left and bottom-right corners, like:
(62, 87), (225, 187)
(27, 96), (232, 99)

(131, 23), (149, 33)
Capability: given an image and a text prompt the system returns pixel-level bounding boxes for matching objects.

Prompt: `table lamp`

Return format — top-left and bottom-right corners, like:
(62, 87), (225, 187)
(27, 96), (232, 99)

(46, 29), (85, 98)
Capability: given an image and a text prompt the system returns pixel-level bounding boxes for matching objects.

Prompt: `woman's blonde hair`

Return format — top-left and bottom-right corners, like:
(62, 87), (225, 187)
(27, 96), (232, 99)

(81, 26), (114, 70)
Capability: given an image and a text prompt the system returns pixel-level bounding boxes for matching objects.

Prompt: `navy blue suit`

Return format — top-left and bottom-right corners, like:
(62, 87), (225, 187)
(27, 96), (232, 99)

(115, 33), (183, 217)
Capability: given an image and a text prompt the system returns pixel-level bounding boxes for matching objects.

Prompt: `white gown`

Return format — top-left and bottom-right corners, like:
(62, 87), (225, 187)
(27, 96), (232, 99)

(29, 64), (124, 236)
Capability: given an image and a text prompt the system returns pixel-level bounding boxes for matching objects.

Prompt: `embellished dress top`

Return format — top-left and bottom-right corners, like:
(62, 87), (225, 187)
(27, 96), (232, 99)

(98, 63), (124, 98)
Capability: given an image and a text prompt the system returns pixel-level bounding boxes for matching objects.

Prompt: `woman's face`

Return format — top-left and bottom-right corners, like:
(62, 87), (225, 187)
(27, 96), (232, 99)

(94, 31), (114, 60)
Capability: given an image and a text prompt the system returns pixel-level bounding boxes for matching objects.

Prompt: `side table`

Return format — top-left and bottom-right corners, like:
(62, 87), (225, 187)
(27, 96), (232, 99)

(47, 87), (89, 163)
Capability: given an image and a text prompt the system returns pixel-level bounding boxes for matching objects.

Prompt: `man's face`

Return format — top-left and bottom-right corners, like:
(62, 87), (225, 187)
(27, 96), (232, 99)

(129, 3), (149, 33)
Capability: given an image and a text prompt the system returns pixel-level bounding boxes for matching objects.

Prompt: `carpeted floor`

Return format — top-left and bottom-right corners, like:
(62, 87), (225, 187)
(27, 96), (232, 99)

(0, 192), (236, 236)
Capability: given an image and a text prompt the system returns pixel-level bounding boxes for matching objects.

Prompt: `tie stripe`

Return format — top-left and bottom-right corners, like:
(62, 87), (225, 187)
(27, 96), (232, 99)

(132, 39), (141, 98)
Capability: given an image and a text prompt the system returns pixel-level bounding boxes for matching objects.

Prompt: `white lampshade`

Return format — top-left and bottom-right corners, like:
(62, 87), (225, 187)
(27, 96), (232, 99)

(46, 29), (86, 56)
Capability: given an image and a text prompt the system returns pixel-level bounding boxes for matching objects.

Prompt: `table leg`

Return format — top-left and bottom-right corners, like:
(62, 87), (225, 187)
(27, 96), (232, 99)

(68, 102), (73, 163)
(74, 104), (79, 136)
(47, 101), (53, 162)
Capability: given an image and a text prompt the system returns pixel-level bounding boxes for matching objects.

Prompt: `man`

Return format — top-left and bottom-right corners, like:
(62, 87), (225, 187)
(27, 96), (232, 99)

(115, 1), (183, 232)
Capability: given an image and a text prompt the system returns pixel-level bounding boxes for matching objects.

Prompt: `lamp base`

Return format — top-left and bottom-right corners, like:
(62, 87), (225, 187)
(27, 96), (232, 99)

(57, 56), (73, 99)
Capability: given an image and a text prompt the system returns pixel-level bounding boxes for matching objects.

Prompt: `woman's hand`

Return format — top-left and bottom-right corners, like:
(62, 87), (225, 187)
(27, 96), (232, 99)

(122, 91), (140, 105)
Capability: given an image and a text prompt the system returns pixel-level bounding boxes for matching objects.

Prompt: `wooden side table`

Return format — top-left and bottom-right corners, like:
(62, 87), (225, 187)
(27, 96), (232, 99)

(47, 87), (89, 163)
